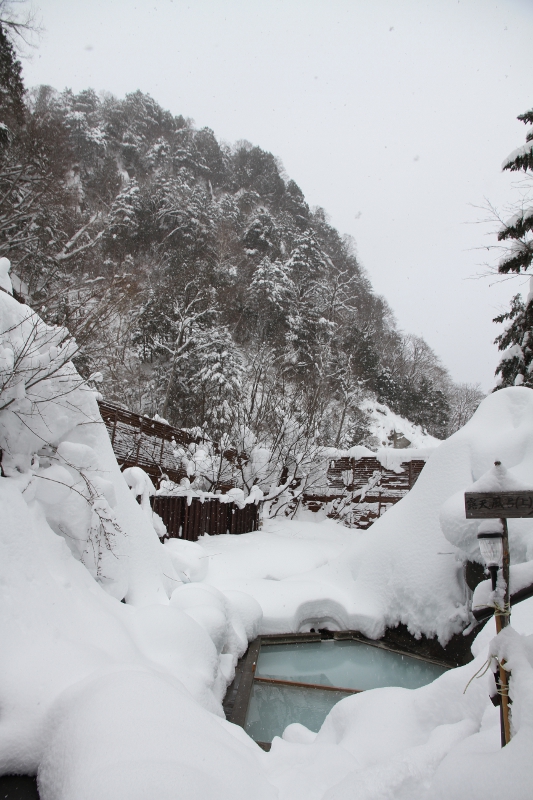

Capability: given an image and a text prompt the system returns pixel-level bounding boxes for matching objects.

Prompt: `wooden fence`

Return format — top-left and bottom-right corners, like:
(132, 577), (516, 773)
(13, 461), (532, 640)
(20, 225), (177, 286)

(98, 400), (198, 484)
(98, 401), (423, 534)
(152, 495), (261, 541)
(98, 400), (262, 538)
(326, 456), (425, 494)
(303, 456), (427, 529)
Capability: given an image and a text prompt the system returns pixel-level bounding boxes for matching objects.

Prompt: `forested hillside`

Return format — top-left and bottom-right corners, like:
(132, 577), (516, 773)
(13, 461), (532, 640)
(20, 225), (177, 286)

(0, 29), (482, 460)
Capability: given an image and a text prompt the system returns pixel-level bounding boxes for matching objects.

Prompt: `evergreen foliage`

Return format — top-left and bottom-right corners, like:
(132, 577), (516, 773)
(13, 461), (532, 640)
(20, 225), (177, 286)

(494, 291), (533, 389)
(498, 108), (533, 274)
(493, 109), (533, 390)
(0, 21), (24, 138)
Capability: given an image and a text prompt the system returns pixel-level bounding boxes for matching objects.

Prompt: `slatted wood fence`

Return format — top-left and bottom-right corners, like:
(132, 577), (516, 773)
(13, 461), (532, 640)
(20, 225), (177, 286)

(303, 456), (427, 529)
(97, 400), (262, 539)
(98, 400), (198, 484)
(152, 495), (261, 541)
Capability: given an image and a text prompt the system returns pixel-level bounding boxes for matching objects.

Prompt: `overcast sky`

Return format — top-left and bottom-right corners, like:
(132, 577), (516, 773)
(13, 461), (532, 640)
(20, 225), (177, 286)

(20, 0), (533, 390)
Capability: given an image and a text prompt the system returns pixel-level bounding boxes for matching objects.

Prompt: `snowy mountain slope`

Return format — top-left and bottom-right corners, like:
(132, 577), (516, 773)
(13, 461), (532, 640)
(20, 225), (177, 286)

(359, 397), (441, 449)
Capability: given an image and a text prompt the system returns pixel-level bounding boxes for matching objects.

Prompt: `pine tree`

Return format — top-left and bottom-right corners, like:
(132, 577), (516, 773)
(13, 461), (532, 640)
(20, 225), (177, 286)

(497, 109), (533, 275)
(0, 21), (25, 139)
(249, 257), (293, 309)
(494, 285), (533, 389)
(103, 179), (141, 257)
(493, 109), (533, 389)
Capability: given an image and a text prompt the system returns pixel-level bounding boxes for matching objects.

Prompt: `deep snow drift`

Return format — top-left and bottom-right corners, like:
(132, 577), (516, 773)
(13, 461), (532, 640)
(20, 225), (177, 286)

(1, 288), (533, 799)
(0, 292), (268, 797)
(199, 387), (533, 645)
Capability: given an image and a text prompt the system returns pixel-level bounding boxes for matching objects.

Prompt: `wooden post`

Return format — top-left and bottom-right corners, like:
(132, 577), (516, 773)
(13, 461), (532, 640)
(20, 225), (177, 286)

(495, 517), (511, 747)
(135, 417), (143, 463)
(463, 477), (533, 747)
(111, 408), (118, 448)
(183, 498), (189, 540)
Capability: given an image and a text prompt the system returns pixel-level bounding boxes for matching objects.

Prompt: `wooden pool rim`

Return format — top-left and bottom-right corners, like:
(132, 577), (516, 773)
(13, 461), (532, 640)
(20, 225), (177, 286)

(223, 624), (477, 749)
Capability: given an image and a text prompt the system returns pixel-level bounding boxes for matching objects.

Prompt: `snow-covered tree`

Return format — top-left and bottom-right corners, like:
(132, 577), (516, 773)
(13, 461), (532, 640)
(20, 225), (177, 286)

(0, 20), (24, 137)
(494, 282), (533, 389)
(446, 382), (485, 435)
(497, 109), (533, 274)
(492, 109), (533, 390)
(0, 75), (461, 445)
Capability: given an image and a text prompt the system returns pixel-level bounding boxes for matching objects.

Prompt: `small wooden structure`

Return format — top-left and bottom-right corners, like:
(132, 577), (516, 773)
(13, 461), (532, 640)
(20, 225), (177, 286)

(304, 456), (426, 529)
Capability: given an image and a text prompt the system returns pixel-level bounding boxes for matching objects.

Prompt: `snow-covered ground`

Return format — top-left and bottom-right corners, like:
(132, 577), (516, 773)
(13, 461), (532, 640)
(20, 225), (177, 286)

(1, 291), (533, 799)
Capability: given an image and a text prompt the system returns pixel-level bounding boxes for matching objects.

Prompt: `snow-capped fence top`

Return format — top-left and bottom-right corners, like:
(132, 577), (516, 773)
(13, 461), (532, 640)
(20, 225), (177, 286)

(151, 493), (261, 541)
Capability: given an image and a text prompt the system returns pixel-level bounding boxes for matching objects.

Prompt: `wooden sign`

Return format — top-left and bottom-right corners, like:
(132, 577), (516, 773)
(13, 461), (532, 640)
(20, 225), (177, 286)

(465, 491), (533, 519)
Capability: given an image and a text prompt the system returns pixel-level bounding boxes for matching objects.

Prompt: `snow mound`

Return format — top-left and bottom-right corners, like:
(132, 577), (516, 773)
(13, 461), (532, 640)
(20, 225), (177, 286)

(0, 293), (269, 791)
(201, 388), (533, 645)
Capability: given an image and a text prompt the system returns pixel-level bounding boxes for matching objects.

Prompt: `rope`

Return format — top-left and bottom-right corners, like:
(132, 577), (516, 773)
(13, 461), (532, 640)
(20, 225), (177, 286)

(463, 656), (493, 694)
(494, 601), (511, 619)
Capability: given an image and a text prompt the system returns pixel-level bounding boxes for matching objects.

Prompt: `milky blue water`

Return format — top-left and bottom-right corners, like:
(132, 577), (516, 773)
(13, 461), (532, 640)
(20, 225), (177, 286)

(245, 639), (447, 743)
(245, 683), (351, 744)
(256, 640), (447, 690)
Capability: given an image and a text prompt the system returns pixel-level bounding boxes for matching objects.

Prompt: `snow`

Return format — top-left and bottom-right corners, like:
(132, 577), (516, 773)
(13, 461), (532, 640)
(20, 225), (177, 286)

(467, 459), (532, 494)
(195, 389), (531, 644)
(0, 257), (12, 295)
(502, 141), (533, 170)
(474, 560), (533, 609)
(123, 466), (167, 537)
(37, 669), (275, 800)
(430, 626), (533, 800)
(157, 478), (263, 508)
(498, 342), (524, 363)
(375, 445), (437, 471)
(2, 289), (533, 798)
(499, 206), (533, 235)
(268, 660), (487, 800)
(439, 388), (533, 563)
(359, 398), (441, 448)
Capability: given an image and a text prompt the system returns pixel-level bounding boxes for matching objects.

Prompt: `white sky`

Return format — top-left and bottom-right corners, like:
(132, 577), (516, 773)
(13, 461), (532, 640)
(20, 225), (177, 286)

(20, 0), (533, 390)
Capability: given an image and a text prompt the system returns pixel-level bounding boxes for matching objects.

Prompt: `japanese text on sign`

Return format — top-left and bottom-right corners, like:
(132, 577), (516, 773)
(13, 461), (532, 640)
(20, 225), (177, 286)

(464, 491), (533, 519)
